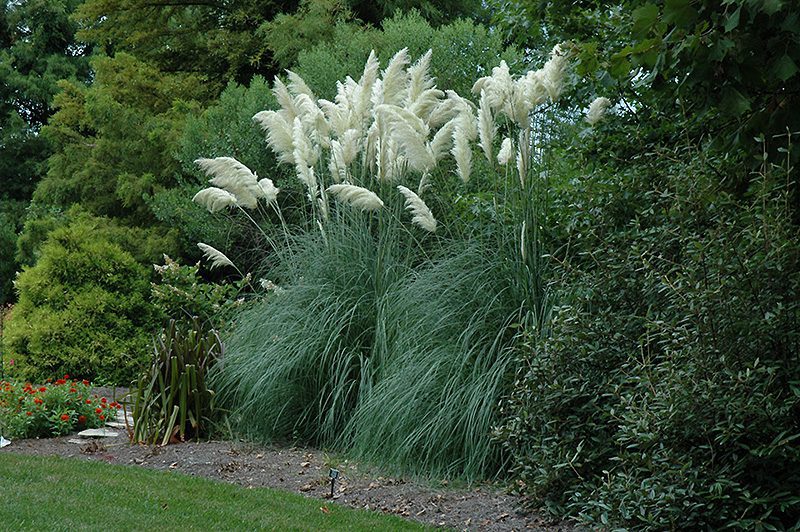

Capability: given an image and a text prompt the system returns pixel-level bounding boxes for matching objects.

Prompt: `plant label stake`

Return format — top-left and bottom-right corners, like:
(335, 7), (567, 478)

(329, 468), (339, 498)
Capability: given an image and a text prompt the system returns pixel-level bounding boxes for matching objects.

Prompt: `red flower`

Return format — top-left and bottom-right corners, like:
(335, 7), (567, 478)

(101, 397), (107, 404)
(82, 380), (90, 386)
(99, 414), (105, 421)
(34, 398), (43, 405)
(78, 415), (87, 424)
(95, 408), (102, 414)
(38, 386), (47, 393)
(69, 388), (77, 393)
(26, 411), (32, 416)
(86, 399), (92, 404)
(60, 414), (70, 421)
(55, 379), (66, 385)
(63, 374), (70, 379)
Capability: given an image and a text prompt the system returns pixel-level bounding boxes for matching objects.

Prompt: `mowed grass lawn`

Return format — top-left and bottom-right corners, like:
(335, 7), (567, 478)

(0, 453), (429, 531)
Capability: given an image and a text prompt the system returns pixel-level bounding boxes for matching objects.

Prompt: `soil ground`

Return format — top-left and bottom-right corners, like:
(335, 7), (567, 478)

(1, 387), (573, 531)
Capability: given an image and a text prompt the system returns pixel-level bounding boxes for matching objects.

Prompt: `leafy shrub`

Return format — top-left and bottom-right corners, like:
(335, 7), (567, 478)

(151, 256), (247, 330)
(496, 145), (800, 529)
(0, 377), (120, 439)
(4, 214), (159, 384)
(131, 319), (223, 444)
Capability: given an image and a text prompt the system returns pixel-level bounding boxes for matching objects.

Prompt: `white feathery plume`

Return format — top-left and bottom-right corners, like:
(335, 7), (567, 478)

(359, 50), (381, 98)
(286, 70), (315, 100)
(524, 69), (548, 108)
(195, 157), (261, 209)
(497, 137), (514, 166)
(294, 93), (328, 145)
(378, 105), (434, 173)
(427, 98), (458, 128)
(318, 97), (347, 137)
(444, 90), (477, 115)
(541, 43), (568, 102)
(409, 88), (444, 123)
(380, 48), (410, 106)
(365, 120), (380, 174)
(397, 185), (437, 232)
(586, 96), (611, 125)
(257, 178), (279, 203)
(326, 184), (384, 211)
(516, 146), (527, 185)
(340, 128), (362, 165)
(472, 60), (512, 113)
(317, 193), (329, 221)
(378, 104), (429, 139)
(192, 187), (238, 213)
(452, 115), (473, 183)
(292, 117), (318, 168)
(197, 242), (235, 270)
(296, 164), (317, 193)
(507, 77), (532, 126)
(429, 118), (456, 162)
(407, 49), (433, 105)
(253, 110), (295, 164)
(272, 77), (297, 119)
(328, 141), (348, 183)
(477, 90), (496, 162)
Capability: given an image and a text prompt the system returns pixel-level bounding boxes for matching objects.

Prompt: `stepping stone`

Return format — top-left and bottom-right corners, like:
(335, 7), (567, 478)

(77, 428), (119, 438)
(105, 421), (127, 429)
(68, 438), (84, 444)
(0, 436), (10, 448)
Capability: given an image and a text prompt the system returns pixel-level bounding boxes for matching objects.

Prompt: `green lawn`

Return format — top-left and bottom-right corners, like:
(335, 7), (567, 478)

(0, 453), (428, 531)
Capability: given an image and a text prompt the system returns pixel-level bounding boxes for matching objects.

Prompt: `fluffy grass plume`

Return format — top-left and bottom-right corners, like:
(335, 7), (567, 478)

(586, 96), (611, 125)
(326, 184), (384, 211)
(396, 185), (437, 232)
(195, 157), (262, 209)
(197, 242), (235, 270)
(192, 187), (238, 213)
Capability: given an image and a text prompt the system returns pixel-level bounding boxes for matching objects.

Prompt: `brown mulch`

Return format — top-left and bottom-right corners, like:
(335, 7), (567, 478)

(1, 388), (572, 531)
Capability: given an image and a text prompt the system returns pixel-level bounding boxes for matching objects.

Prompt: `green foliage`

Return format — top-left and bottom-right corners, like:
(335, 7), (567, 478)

(72, 0), (280, 86)
(497, 0), (800, 164)
(496, 142), (800, 528)
(0, 0), (92, 203)
(37, 53), (210, 224)
(4, 213), (160, 384)
(262, 0), (354, 69)
(16, 205), (179, 269)
(347, 0), (484, 26)
(0, 377), (118, 439)
(0, 198), (26, 303)
(295, 11), (520, 100)
(131, 319), (223, 444)
(151, 256), (247, 329)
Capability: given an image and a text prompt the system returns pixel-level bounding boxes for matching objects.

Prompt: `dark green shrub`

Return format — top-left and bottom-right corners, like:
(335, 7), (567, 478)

(4, 215), (159, 384)
(132, 318), (223, 444)
(497, 146), (800, 529)
(0, 199), (26, 304)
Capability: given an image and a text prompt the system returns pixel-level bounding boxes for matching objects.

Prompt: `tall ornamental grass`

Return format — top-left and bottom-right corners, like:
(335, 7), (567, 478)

(193, 46), (571, 477)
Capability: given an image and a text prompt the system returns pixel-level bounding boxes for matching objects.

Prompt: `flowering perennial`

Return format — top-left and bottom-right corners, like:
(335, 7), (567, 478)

(0, 377), (121, 439)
